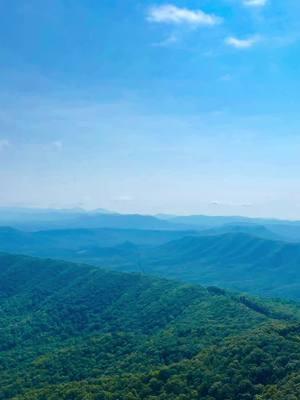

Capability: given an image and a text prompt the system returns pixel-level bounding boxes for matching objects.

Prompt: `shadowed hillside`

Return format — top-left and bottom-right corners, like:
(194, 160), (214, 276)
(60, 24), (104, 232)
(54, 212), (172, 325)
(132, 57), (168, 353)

(137, 233), (300, 299)
(1, 227), (300, 300)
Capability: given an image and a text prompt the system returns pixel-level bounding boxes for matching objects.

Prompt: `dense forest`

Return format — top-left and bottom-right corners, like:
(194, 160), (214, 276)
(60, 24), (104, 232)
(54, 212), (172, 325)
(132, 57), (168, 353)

(2, 227), (300, 300)
(0, 253), (300, 399)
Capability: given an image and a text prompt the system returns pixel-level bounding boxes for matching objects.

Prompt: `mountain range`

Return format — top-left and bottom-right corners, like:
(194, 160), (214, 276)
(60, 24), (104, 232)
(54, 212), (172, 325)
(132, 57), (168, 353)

(0, 207), (185, 231)
(1, 224), (300, 300)
(0, 253), (300, 399)
(3, 207), (300, 242)
(1, 208), (300, 398)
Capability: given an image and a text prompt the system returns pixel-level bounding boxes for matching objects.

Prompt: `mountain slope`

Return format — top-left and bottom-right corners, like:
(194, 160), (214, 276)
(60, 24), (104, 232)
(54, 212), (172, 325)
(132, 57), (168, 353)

(166, 214), (300, 242)
(56, 232), (300, 301)
(136, 233), (300, 300)
(198, 223), (280, 241)
(16, 323), (300, 400)
(0, 226), (199, 254)
(0, 253), (300, 399)
(2, 227), (300, 300)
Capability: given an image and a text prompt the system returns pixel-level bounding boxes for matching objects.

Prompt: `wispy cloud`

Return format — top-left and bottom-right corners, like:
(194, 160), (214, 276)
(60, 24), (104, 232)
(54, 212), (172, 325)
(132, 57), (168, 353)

(243, 0), (268, 7)
(152, 34), (178, 47)
(0, 139), (9, 151)
(225, 35), (260, 49)
(147, 4), (221, 27)
(52, 140), (63, 151)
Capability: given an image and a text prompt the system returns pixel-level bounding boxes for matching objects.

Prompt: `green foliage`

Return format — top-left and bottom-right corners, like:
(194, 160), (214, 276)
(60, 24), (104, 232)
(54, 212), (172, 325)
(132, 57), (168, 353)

(2, 227), (300, 300)
(0, 253), (299, 399)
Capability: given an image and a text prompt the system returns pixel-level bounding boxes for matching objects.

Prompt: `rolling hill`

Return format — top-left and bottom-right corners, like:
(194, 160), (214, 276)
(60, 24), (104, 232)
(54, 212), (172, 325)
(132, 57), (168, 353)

(164, 214), (300, 242)
(1, 226), (300, 300)
(135, 233), (300, 300)
(3, 207), (300, 242)
(0, 253), (300, 399)
(63, 231), (300, 301)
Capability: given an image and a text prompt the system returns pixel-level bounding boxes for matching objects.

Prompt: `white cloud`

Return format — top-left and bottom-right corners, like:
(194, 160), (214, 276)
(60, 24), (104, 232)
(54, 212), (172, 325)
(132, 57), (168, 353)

(243, 0), (268, 7)
(225, 35), (260, 49)
(147, 4), (221, 26)
(0, 139), (9, 151)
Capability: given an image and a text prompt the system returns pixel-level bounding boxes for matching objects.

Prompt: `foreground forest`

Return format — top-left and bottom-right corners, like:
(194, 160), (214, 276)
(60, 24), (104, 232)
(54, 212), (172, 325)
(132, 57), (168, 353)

(0, 253), (300, 399)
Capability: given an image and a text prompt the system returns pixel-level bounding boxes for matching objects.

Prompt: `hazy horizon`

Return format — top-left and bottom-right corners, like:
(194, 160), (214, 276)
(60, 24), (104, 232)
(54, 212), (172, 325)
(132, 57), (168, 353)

(2, 204), (300, 222)
(2, 1), (300, 218)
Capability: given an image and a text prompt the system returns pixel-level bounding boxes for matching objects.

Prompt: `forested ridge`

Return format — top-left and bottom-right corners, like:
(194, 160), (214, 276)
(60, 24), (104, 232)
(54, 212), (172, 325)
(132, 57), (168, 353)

(0, 253), (299, 399)
(2, 227), (300, 300)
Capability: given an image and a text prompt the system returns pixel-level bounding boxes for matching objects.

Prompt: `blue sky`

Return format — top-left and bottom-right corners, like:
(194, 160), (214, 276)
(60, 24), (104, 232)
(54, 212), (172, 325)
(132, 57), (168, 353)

(1, 0), (300, 218)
